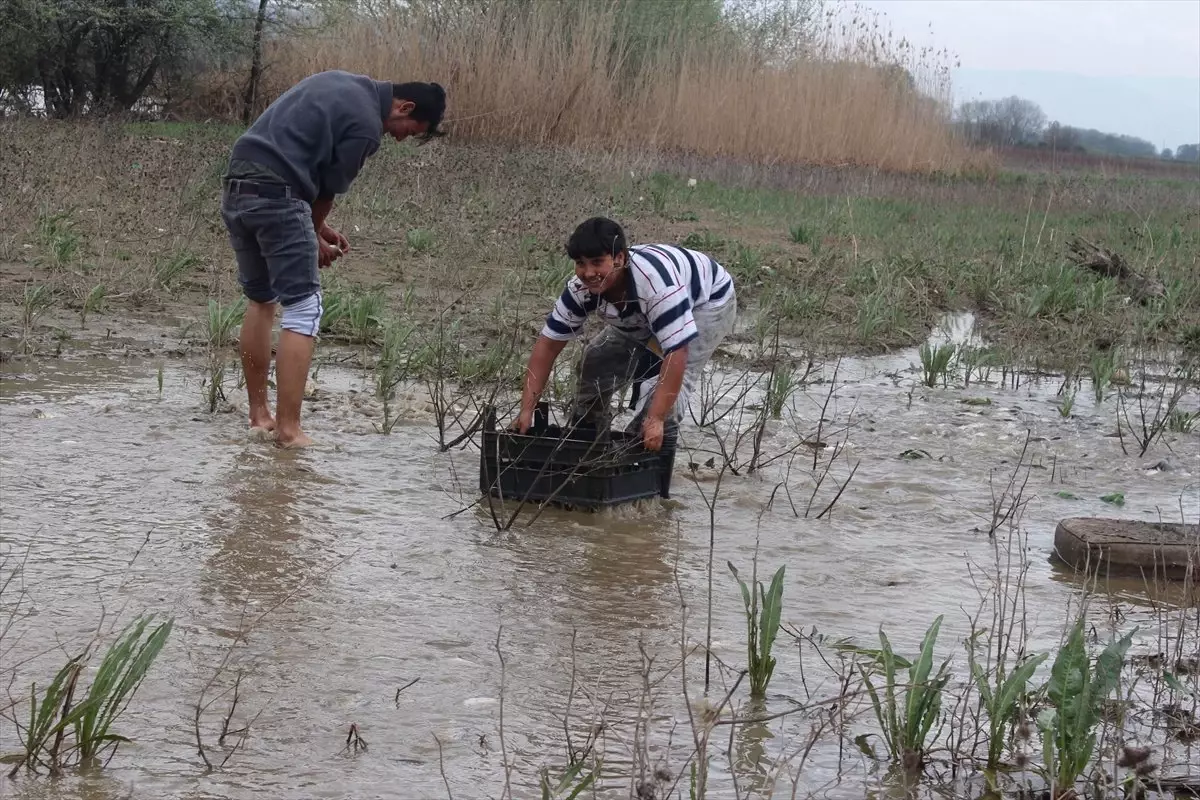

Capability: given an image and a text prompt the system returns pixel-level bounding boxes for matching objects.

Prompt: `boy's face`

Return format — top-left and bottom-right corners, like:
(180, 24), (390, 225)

(574, 252), (626, 295)
(385, 99), (430, 142)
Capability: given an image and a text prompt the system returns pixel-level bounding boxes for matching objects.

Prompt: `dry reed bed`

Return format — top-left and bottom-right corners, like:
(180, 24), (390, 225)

(228, 1), (986, 175)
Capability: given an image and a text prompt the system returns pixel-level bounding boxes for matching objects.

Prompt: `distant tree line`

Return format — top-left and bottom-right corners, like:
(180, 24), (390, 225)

(0, 0), (256, 117)
(954, 95), (1199, 163)
(1170, 143), (1200, 162)
(11, 1), (1186, 170)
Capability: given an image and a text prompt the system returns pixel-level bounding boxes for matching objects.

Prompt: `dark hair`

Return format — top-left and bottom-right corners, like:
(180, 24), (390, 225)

(392, 81), (447, 140)
(566, 217), (627, 261)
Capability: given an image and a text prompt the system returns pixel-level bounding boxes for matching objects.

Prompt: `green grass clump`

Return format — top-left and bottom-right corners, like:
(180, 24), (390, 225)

(841, 615), (952, 772)
(80, 283), (107, 328)
(765, 361), (799, 419)
(7, 615), (173, 776)
(856, 284), (910, 343)
(347, 290), (386, 344)
(374, 319), (417, 434)
(540, 760), (600, 799)
(1057, 388), (1076, 418)
(788, 223), (814, 244)
(74, 616), (174, 761)
(918, 342), (956, 387)
(22, 284), (55, 333)
(680, 230), (725, 253)
(1167, 409), (1198, 433)
(968, 641), (1047, 772)
(1036, 619), (1134, 798)
(154, 249), (201, 290)
(406, 228), (435, 254)
(1089, 348), (1121, 403)
(205, 297), (247, 349)
(35, 211), (82, 267)
(728, 562), (785, 700)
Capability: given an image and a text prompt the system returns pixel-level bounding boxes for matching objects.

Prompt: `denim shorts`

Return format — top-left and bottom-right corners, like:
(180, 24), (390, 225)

(220, 182), (320, 307)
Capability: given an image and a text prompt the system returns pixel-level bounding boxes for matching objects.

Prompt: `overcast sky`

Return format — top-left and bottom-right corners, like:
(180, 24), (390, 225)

(851, 0), (1200, 148)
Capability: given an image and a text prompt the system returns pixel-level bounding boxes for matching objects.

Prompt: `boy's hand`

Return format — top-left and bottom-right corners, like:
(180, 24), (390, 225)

(641, 416), (664, 451)
(318, 240), (339, 268)
(317, 225), (348, 268)
(320, 224), (350, 254)
(509, 409), (534, 434)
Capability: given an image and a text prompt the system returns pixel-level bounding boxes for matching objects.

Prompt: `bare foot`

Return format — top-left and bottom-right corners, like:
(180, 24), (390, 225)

(275, 430), (314, 449)
(249, 411), (276, 432)
(248, 427), (276, 443)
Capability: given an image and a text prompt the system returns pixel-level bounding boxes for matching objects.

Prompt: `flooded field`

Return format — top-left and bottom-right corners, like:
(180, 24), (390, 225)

(1, 316), (1198, 799)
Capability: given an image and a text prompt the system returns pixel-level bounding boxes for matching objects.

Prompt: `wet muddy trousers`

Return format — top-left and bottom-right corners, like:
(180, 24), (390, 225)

(568, 293), (738, 440)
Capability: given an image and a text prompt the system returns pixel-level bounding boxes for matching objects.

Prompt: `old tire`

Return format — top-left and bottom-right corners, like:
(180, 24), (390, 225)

(1053, 517), (1200, 581)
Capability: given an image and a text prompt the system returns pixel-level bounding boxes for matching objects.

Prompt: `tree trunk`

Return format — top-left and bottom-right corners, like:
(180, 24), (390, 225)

(242, 0), (270, 125)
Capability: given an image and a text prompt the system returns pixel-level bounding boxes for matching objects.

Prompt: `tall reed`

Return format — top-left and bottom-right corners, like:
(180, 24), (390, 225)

(216, 1), (984, 174)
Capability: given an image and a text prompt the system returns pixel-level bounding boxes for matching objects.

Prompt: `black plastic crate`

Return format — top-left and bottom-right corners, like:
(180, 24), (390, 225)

(479, 403), (676, 511)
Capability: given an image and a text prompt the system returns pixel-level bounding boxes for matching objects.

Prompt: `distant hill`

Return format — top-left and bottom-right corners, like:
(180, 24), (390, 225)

(951, 69), (1200, 151)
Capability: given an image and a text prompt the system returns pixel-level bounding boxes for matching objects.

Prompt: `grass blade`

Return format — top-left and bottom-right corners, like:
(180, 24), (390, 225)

(75, 615), (174, 761)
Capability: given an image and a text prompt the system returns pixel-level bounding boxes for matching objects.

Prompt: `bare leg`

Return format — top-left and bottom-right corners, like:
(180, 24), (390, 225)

(274, 328), (315, 448)
(241, 299), (277, 431)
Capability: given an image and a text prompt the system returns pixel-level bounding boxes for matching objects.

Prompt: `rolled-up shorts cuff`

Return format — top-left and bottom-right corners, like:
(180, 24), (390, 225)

(280, 291), (323, 338)
(241, 287), (278, 304)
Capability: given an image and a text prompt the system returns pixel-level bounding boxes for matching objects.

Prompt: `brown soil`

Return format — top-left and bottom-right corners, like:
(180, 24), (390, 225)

(2, 118), (1198, 369)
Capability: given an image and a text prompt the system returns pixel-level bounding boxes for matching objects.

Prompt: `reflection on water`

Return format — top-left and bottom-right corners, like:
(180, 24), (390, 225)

(201, 450), (338, 610)
(730, 699), (776, 795)
(1, 336), (1198, 799)
(1047, 555), (1200, 610)
(481, 503), (678, 626)
(928, 310), (984, 350)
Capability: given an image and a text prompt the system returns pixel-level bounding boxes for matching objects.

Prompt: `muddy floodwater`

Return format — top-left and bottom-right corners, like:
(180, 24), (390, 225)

(2, 316), (1198, 799)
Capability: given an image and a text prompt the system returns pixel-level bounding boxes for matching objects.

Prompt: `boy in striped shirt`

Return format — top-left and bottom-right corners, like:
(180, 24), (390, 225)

(513, 216), (737, 451)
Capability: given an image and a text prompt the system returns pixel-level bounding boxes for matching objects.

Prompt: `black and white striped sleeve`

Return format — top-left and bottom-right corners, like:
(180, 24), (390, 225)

(634, 249), (698, 353)
(540, 280), (591, 341)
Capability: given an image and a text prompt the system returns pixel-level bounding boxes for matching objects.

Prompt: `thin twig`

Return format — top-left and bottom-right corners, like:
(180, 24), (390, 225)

(816, 460), (860, 520)
(434, 734), (454, 799)
(395, 676), (420, 707)
(495, 626), (512, 800)
(217, 670), (243, 745)
(220, 704), (266, 769)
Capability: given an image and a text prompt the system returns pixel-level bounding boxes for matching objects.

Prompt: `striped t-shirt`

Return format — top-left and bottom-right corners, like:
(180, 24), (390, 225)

(540, 244), (734, 354)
